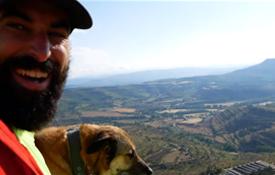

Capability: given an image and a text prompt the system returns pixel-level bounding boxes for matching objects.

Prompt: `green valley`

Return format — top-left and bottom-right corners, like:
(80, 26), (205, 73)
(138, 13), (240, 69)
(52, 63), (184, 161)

(53, 59), (275, 174)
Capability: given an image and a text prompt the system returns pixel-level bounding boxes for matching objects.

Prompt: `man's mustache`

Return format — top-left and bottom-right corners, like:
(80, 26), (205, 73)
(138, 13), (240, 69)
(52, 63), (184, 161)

(10, 56), (55, 73)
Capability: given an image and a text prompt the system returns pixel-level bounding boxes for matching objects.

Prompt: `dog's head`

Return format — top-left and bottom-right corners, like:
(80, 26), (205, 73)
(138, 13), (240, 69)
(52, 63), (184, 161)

(80, 124), (153, 175)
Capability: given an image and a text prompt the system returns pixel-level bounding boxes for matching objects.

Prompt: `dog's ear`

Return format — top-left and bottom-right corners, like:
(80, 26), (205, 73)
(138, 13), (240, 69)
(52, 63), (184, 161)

(86, 133), (118, 160)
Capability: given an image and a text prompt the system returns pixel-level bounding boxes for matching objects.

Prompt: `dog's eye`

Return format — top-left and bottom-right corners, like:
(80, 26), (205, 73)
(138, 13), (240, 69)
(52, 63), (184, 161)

(127, 149), (135, 159)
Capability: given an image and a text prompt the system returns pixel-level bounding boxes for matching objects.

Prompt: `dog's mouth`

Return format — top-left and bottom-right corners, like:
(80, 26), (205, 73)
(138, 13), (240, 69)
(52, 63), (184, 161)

(117, 170), (153, 175)
(118, 172), (130, 175)
(115, 162), (153, 175)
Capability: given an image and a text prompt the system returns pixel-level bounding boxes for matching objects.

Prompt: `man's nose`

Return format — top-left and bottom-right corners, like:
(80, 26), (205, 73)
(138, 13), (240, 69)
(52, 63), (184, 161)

(29, 33), (51, 62)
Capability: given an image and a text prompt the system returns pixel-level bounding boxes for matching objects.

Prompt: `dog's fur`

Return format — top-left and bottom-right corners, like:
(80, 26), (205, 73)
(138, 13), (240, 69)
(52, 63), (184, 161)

(35, 124), (152, 175)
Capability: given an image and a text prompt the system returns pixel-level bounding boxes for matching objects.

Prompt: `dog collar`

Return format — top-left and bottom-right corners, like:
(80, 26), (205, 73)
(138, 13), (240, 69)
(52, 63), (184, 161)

(67, 128), (86, 175)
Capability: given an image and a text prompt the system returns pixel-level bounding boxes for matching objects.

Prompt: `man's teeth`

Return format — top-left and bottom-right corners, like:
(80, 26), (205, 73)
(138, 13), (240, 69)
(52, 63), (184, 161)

(16, 68), (48, 79)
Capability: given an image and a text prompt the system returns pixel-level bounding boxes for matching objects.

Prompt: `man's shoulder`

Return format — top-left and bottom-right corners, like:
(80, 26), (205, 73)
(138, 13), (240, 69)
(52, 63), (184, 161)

(0, 120), (19, 146)
(0, 141), (36, 175)
(0, 120), (44, 175)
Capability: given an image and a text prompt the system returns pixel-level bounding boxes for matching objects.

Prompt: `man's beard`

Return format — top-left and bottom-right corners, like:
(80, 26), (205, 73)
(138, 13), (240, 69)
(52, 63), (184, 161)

(0, 56), (68, 131)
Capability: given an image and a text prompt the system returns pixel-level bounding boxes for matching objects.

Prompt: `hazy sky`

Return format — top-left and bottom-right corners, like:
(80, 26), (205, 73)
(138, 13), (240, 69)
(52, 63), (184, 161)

(69, 1), (275, 78)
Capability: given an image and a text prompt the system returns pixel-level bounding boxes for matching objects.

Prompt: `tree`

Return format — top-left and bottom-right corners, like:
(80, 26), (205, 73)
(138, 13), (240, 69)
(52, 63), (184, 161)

(200, 166), (223, 175)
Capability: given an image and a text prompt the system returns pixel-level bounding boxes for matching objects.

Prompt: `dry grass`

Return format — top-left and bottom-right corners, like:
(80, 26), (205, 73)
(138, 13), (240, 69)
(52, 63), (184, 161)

(180, 117), (203, 124)
(158, 109), (188, 114)
(112, 107), (136, 113)
(82, 111), (127, 117)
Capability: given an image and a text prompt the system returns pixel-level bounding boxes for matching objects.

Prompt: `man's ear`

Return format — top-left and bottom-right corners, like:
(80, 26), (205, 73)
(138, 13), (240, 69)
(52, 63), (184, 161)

(86, 133), (118, 157)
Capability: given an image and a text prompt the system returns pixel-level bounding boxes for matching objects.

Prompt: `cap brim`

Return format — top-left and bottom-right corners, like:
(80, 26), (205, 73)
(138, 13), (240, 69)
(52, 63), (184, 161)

(59, 0), (93, 29)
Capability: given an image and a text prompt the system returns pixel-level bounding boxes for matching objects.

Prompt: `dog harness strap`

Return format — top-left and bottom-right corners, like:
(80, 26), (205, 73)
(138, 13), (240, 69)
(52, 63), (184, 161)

(67, 128), (86, 175)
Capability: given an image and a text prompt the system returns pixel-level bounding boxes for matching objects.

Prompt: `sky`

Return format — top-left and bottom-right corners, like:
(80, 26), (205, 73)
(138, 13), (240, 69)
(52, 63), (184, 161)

(69, 0), (275, 79)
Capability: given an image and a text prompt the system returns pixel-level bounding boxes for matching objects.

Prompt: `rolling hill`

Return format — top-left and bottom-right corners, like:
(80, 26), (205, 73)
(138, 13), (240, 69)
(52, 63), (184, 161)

(201, 104), (275, 152)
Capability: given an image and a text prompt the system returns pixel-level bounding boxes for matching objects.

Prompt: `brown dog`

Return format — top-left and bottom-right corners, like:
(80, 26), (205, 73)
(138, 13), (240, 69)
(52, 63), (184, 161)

(35, 124), (153, 175)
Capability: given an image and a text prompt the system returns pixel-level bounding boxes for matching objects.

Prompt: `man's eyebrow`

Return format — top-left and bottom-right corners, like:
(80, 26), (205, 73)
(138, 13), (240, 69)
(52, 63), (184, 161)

(51, 20), (72, 35)
(1, 9), (32, 22)
(51, 20), (71, 30)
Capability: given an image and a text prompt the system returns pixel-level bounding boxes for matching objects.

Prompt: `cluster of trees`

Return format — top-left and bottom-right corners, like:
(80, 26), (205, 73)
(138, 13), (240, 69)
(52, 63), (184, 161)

(199, 166), (223, 175)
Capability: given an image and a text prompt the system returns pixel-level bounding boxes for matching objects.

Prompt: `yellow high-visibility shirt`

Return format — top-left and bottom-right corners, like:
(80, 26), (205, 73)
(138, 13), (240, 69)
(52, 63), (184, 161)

(13, 128), (52, 175)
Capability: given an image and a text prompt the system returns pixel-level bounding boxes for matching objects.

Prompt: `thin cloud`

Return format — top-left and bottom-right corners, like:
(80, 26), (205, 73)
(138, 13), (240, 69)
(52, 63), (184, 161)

(70, 47), (130, 78)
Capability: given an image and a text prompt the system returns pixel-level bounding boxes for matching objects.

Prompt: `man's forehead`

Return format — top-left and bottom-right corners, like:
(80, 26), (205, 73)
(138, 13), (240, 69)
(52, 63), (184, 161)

(0, 2), (71, 31)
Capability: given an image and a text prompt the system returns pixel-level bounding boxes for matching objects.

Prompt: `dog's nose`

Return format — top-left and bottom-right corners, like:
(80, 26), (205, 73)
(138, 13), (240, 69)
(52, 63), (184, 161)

(136, 159), (153, 175)
(145, 166), (153, 175)
(141, 163), (153, 175)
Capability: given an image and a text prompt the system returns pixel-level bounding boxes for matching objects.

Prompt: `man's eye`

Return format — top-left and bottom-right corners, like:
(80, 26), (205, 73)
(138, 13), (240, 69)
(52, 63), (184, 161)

(49, 32), (67, 39)
(7, 23), (26, 31)
(127, 149), (135, 159)
(48, 31), (68, 44)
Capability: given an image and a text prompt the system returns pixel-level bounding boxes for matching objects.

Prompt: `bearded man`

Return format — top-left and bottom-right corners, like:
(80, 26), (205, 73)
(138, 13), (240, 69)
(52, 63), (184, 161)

(0, 0), (92, 174)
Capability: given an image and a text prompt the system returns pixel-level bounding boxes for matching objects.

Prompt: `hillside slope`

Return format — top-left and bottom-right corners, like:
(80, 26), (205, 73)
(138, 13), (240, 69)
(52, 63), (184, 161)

(202, 105), (275, 152)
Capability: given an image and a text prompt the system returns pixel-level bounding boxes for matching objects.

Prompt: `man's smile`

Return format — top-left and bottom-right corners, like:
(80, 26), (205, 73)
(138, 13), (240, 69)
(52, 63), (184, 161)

(13, 67), (51, 91)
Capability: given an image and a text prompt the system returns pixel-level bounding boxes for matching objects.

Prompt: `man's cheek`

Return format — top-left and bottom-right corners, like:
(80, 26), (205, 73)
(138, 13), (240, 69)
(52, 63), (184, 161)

(51, 41), (70, 72)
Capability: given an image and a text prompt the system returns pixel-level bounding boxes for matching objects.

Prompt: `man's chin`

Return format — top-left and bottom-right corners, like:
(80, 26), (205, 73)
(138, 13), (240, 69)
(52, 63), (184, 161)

(0, 87), (58, 131)
(0, 61), (68, 131)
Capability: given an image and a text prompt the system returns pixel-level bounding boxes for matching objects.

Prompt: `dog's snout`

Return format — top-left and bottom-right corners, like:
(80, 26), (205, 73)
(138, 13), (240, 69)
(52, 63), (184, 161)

(145, 166), (153, 175)
(137, 160), (153, 175)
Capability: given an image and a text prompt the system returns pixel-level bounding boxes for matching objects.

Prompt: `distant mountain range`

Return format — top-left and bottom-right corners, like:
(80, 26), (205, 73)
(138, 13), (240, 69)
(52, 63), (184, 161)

(222, 58), (275, 82)
(62, 59), (275, 109)
(66, 66), (241, 88)
(140, 58), (275, 102)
